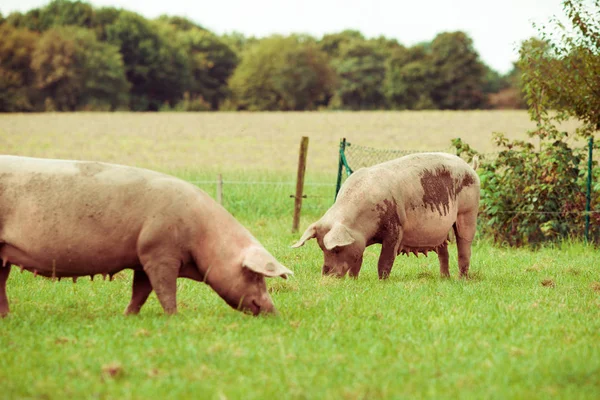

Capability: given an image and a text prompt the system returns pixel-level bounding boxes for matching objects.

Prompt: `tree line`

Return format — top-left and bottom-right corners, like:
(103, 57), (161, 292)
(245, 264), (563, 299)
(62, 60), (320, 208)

(0, 0), (524, 112)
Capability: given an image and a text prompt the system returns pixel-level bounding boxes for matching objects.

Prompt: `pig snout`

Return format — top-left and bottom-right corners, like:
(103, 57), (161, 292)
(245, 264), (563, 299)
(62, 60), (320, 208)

(243, 293), (277, 316)
(322, 264), (347, 278)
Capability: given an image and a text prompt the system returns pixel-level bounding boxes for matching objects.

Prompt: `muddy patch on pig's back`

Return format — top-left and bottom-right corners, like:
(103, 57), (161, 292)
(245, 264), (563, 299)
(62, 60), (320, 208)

(420, 167), (476, 216)
(421, 167), (455, 216)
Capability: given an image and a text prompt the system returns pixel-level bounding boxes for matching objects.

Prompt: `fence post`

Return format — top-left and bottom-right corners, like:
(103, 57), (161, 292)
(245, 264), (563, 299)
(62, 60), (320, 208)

(335, 138), (347, 201)
(585, 136), (593, 243)
(216, 174), (223, 205)
(292, 136), (309, 233)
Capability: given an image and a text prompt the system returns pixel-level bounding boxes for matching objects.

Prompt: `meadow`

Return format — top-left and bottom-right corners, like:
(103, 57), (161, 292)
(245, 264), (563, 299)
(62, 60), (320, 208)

(0, 111), (598, 399)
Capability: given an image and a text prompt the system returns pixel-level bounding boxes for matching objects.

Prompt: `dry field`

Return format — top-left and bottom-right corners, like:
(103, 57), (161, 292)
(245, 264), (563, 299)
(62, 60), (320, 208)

(0, 110), (583, 177)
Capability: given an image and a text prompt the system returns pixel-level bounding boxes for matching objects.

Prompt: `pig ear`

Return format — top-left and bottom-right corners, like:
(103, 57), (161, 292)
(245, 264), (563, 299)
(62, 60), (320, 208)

(243, 246), (294, 279)
(291, 223), (318, 248)
(323, 223), (355, 251)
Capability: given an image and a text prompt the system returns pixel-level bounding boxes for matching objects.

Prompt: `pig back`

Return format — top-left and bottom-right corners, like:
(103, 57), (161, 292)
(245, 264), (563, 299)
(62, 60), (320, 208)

(0, 156), (195, 274)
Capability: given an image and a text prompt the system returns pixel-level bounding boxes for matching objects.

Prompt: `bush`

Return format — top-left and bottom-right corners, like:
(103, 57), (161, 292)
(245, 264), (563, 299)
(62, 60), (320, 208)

(454, 133), (598, 247)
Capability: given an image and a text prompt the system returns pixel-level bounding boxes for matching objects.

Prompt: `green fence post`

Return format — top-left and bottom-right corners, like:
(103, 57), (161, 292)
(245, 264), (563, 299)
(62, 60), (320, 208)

(585, 136), (593, 243)
(335, 138), (347, 202)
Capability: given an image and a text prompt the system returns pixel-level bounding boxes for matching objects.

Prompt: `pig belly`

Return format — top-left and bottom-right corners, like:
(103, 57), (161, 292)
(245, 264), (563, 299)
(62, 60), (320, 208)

(0, 219), (142, 277)
(400, 207), (457, 248)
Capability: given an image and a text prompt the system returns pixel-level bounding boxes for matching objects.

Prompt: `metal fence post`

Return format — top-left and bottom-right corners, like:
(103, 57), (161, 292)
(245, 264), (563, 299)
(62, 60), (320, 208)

(335, 138), (347, 202)
(585, 136), (593, 243)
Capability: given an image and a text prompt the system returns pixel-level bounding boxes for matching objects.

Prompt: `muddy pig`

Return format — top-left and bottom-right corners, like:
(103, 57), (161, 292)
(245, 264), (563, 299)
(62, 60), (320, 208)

(293, 152), (479, 279)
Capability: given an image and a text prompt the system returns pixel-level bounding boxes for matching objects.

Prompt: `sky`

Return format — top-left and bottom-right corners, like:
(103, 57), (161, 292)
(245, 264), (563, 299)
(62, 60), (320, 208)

(0, 0), (566, 74)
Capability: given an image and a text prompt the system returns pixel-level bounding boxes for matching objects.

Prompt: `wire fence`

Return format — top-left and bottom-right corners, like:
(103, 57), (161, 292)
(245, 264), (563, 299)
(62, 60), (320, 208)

(188, 180), (335, 187)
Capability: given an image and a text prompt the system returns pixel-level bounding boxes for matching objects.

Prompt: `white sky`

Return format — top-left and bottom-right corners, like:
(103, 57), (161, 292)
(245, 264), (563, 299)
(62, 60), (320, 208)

(1, 0), (565, 74)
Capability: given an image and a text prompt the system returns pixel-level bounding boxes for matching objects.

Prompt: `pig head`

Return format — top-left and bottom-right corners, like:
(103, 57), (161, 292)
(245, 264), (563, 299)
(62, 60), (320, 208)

(293, 152), (480, 280)
(0, 155), (292, 317)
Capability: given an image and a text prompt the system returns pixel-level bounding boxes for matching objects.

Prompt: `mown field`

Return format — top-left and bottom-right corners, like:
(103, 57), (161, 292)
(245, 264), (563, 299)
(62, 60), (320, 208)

(1, 111), (598, 400)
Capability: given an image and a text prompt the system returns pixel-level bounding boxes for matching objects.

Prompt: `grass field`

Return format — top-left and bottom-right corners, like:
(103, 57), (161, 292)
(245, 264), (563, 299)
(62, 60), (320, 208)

(0, 111), (598, 399)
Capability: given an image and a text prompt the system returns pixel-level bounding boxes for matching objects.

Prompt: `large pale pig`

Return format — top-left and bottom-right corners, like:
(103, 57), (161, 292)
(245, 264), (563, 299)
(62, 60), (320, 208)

(0, 156), (292, 317)
(293, 153), (480, 279)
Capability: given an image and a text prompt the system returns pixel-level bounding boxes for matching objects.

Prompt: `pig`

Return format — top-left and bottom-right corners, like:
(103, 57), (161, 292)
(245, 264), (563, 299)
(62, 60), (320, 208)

(0, 155), (292, 317)
(292, 152), (480, 279)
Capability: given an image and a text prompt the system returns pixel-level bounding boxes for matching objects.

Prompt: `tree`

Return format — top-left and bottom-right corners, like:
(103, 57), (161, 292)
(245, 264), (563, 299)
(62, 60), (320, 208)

(38, 0), (94, 30)
(0, 24), (40, 111)
(452, 0), (600, 246)
(229, 35), (336, 111)
(4, 0), (94, 32)
(319, 30), (365, 59)
(5, 9), (44, 31)
(521, 0), (600, 134)
(92, 6), (121, 41)
(220, 31), (259, 56)
(32, 26), (128, 111)
(428, 31), (487, 109)
(487, 64), (526, 109)
(156, 15), (205, 31)
(332, 39), (387, 110)
(176, 27), (238, 109)
(384, 44), (436, 110)
(105, 11), (191, 110)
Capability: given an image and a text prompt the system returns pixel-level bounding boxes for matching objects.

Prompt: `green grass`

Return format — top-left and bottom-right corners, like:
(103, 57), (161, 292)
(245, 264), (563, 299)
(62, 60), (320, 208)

(1, 171), (599, 399)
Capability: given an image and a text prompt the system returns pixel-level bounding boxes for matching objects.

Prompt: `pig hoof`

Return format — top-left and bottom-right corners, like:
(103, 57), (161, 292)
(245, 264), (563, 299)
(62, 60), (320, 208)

(123, 308), (140, 316)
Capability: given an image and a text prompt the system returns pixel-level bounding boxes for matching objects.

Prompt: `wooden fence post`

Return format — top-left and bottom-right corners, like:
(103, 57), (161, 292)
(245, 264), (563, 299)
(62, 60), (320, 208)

(292, 136), (309, 233)
(217, 174), (223, 205)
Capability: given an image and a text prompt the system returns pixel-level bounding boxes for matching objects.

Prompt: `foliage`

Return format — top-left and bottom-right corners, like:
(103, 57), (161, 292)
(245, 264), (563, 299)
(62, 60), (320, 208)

(428, 31), (488, 109)
(318, 29), (365, 59)
(487, 64), (527, 109)
(523, 0), (600, 132)
(4, 9), (45, 31)
(31, 26), (129, 111)
(229, 35), (336, 111)
(0, 1), (520, 112)
(0, 24), (40, 111)
(452, 0), (600, 247)
(105, 12), (191, 110)
(384, 44), (436, 110)
(331, 39), (387, 110)
(4, 0), (94, 32)
(220, 31), (259, 56)
(38, 0), (94, 30)
(159, 92), (212, 112)
(156, 15), (206, 32)
(454, 135), (597, 247)
(176, 27), (238, 110)
(92, 6), (121, 41)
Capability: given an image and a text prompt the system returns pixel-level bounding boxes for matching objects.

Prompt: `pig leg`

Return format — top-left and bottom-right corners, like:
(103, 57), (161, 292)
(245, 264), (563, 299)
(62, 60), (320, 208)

(142, 257), (180, 315)
(453, 212), (477, 278)
(377, 238), (398, 280)
(124, 270), (153, 315)
(437, 242), (450, 278)
(0, 264), (11, 317)
(455, 236), (472, 278)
